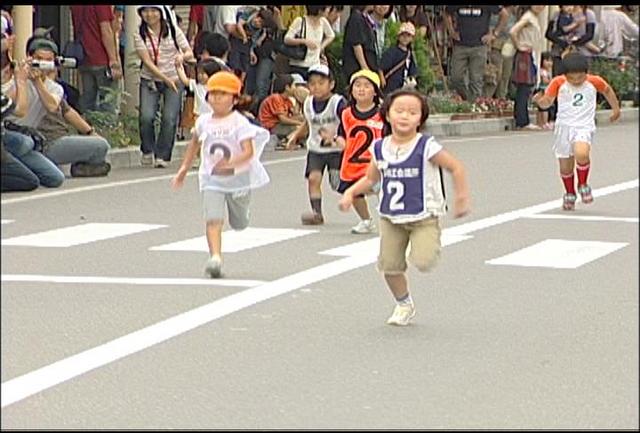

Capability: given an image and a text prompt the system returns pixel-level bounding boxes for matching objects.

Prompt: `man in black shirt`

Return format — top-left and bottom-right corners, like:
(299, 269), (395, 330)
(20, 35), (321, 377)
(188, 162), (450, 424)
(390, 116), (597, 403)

(445, 5), (508, 102)
(342, 6), (380, 87)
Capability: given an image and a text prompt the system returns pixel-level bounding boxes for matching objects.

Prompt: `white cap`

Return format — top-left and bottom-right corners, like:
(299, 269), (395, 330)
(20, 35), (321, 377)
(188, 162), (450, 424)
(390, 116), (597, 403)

(290, 73), (306, 85)
(307, 64), (331, 78)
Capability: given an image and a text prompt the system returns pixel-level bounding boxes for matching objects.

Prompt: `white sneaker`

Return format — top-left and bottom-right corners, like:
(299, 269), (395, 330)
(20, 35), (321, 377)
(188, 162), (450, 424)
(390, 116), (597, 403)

(141, 153), (154, 166)
(205, 255), (222, 278)
(386, 302), (416, 326)
(155, 159), (169, 168)
(351, 219), (375, 234)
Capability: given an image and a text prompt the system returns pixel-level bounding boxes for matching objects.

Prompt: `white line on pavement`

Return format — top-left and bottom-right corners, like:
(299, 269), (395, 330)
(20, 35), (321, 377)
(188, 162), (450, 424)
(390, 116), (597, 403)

(523, 214), (639, 223)
(0, 274), (264, 288)
(1, 177), (636, 408)
(0, 133), (538, 206)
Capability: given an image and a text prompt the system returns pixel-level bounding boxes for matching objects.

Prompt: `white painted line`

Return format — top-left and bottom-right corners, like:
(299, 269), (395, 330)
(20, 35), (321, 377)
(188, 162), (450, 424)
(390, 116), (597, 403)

(1, 274), (264, 288)
(1, 178), (637, 408)
(486, 239), (628, 269)
(1, 223), (166, 247)
(150, 227), (317, 253)
(318, 233), (473, 258)
(0, 133), (539, 206)
(445, 179), (639, 237)
(524, 214), (639, 223)
(1, 219), (14, 225)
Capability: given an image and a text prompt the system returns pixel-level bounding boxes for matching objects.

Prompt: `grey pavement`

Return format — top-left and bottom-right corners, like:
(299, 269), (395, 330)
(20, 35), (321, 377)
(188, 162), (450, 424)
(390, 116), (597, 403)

(1, 115), (638, 429)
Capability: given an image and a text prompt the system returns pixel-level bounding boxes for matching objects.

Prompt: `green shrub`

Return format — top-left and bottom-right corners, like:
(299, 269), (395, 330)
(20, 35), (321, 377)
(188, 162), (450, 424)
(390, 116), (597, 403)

(325, 32), (348, 97)
(83, 86), (140, 149)
(590, 57), (639, 101)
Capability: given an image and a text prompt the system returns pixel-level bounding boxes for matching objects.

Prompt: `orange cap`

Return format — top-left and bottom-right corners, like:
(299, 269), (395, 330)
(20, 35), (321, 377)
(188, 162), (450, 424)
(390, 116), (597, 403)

(206, 71), (242, 95)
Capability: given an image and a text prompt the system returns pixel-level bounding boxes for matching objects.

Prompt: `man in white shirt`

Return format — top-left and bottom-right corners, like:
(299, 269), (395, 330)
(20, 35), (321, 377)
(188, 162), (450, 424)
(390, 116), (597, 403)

(599, 6), (639, 58)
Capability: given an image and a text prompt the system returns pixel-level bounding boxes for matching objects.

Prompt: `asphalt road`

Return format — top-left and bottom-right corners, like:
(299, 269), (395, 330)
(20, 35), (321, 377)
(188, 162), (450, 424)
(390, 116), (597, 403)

(1, 119), (638, 429)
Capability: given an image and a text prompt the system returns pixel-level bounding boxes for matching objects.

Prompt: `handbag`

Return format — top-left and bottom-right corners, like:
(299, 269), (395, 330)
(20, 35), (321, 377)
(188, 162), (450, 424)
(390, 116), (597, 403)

(273, 16), (308, 61)
(63, 6), (86, 65)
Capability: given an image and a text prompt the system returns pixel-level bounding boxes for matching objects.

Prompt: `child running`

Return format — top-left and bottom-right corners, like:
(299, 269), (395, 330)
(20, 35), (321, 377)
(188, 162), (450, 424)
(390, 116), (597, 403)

(171, 71), (270, 278)
(336, 69), (385, 234)
(339, 88), (470, 326)
(286, 64), (347, 225)
(532, 53), (620, 211)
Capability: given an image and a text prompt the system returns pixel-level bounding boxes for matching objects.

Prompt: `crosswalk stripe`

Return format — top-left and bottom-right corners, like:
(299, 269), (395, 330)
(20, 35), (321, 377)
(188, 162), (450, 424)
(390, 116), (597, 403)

(150, 227), (317, 253)
(1, 223), (166, 247)
(1, 219), (14, 225)
(486, 239), (629, 269)
(1, 274), (264, 288)
(318, 233), (473, 257)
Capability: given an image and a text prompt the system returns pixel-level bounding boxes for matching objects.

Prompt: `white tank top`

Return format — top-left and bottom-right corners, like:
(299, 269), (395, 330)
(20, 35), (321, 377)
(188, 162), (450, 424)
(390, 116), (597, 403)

(303, 94), (343, 154)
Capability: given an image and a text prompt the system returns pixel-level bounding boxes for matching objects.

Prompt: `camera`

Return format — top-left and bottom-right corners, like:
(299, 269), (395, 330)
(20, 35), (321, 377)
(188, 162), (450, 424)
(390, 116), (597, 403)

(30, 56), (77, 70)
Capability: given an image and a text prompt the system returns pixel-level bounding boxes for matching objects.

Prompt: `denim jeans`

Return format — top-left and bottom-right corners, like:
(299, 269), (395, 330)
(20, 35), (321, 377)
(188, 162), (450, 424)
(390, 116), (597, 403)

(1, 151), (40, 192)
(3, 130), (64, 188)
(246, 57), (275, 114)
(45, 135), (110, 165)
(78, 65), (118, 114)
(139, 78), (185, 161)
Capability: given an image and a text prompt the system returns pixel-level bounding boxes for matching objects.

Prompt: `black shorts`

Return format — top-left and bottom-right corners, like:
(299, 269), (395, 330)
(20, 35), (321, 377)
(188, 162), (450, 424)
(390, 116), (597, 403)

(304, 151), (342, 178)
(305, 151), (342, 191)
(336, 179), (365, 198)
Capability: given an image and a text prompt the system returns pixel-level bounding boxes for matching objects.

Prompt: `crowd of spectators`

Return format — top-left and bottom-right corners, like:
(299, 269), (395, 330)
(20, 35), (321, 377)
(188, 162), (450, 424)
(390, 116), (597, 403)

(1, 5), (638, 193)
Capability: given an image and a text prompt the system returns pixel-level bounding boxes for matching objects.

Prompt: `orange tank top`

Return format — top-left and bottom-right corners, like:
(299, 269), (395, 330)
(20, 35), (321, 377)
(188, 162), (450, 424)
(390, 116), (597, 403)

(340, 106), (384, 182)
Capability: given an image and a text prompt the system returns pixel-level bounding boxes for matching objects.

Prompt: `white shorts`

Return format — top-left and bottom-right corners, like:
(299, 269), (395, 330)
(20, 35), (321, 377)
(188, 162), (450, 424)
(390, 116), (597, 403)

(552, 125), (595, 158)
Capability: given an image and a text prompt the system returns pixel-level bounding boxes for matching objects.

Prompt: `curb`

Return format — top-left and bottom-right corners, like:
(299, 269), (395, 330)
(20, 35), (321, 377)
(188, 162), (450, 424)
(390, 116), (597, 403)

(107, 108), (638, 170)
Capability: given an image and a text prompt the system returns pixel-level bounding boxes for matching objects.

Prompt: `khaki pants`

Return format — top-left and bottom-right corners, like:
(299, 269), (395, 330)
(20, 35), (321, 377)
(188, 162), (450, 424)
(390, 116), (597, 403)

(377, 216), (441, 274)
(449, 44), (488, 102)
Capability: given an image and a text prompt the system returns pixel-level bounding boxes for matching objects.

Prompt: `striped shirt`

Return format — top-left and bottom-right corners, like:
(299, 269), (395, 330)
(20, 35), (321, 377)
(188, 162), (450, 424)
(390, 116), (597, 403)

(133, 25), (190, 81)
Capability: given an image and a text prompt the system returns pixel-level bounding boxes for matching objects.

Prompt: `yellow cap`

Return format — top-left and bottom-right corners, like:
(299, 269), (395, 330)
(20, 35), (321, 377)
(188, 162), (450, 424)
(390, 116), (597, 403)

(206, 71), (242, 95)
(349, 69), (381, 88)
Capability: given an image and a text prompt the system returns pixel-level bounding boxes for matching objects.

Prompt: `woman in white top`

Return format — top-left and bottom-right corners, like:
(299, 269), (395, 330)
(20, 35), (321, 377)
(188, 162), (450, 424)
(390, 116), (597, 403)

(134, 5), (194, 168)
(284, 5), (335, 80)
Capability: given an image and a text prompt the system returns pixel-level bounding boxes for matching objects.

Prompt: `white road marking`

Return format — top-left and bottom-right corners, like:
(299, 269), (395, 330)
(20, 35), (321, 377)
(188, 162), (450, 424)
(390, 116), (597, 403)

(318, 233), (473, 258)
(1, 219), (14, 225)
(486, 239), (629, 269)
(524, 214), (639, 223)
(0, 133), (539, 206)
(1, 223), (166, 248)
(1, 274), (264, 288)
(1, 178), (637, 408)
(150, 227), (317, 253)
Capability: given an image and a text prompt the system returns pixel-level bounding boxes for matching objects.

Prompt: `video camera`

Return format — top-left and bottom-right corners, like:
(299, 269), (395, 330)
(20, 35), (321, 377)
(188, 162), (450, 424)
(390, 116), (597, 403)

(29, 56), (77, 70)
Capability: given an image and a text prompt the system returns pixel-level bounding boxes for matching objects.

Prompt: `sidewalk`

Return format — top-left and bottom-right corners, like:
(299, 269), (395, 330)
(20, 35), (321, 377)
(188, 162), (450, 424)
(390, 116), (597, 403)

(107, 107), (638, 170)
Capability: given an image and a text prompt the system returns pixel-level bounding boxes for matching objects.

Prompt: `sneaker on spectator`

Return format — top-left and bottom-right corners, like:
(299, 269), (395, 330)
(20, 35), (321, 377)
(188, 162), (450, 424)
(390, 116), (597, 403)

(351, 219), (375, 234)
(578, 184), (593, 204)
(70, 162), (111, 177)
(205, 255), (222, 278)
(141, 153), (154, 166)
(562, 193), (577, 211)
(386, 302), (416, 326)
(155, 159), (169, 168)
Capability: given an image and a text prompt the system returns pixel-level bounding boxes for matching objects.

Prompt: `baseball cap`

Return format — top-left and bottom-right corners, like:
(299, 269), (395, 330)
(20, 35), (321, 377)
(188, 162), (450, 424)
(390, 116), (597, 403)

(136, 5), (166, 20)
(290, 73), (307, 85)
(206, 71), (242, 95)
(307, 64), (332, 79)
(398, 22), (416, 37)
(349, 69), (381, 88)
(32, 27), (54, 39)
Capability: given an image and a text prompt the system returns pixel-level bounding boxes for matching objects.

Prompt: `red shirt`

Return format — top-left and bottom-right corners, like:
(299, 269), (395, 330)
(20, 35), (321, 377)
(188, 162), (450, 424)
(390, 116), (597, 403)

(259, 94), (294, 131)
(71, 5), (115, 67)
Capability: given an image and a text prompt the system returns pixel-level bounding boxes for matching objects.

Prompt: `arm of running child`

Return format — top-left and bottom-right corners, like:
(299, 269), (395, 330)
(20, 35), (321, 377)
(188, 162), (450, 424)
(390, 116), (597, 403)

(533, 76), (562, 109)
(589, 75), (621, 122)
(338, 161), (380, 211)
(286, 121), (308, 149)
(175, 60), (191, 88)
(172, 133), (200, 190)
(429, 149), (470, 218)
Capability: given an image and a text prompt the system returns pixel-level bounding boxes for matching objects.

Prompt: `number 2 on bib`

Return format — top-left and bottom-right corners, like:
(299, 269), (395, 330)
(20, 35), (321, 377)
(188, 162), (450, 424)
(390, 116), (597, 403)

(387, 180), (405, 211)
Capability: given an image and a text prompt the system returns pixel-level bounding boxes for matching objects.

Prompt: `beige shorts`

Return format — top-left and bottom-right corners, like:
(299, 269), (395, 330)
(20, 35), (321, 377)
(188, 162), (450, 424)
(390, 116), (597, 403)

(552, 125), (595, 158)
(377, 216), (441, 274)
